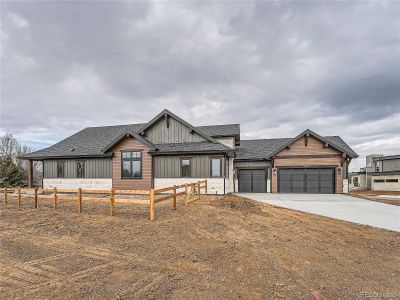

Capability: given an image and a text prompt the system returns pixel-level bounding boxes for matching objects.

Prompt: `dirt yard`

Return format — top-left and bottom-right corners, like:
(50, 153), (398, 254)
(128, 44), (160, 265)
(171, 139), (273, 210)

(1, 194), (399, 299)
(350, 190), (400, 206)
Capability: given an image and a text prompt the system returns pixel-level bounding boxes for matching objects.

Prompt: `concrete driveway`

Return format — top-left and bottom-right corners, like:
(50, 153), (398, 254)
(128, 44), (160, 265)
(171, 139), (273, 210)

(237, 193), (400, 232)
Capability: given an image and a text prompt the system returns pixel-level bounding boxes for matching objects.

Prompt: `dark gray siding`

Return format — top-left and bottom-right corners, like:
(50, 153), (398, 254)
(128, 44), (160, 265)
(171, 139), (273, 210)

(234, 161), (271, 169)
(154, 155), (227, 178)
(146, 117), (206, 144)
(43, 158), (112, 178)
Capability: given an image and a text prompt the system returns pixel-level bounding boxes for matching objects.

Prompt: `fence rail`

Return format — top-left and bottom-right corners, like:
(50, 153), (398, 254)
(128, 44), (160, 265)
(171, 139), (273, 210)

(1, 180), (208, 221)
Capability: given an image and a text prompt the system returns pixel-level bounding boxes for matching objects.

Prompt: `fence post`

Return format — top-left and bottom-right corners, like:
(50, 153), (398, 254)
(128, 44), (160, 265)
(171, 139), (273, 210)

(149, 189), (155, 221)
(198, 180), (201, 200)
(77, 188), (82, 213)
(53, 187), (57, 210)
(184, 183), (188, 206)
(205, 180), (208, 195)
(4, 188), (7, 205)
(34, 187), (38, 208)
(109, 188), (115, 216)
(173, 185), (177, 210)
(18, 188), (21, 206)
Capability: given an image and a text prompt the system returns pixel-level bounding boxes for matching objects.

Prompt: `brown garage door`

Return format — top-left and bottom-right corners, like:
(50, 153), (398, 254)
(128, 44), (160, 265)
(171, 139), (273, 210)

(278, 168), (335, 194)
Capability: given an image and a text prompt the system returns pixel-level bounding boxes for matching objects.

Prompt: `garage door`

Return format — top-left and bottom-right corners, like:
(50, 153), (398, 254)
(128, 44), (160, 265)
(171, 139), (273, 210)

(278, 168), (335, 194)
(238, 169), (267, 193)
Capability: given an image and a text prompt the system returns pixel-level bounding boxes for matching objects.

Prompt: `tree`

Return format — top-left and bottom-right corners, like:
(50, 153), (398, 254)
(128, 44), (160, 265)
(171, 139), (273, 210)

(0, 157), (24, 187)
(0, 133), (42, 187)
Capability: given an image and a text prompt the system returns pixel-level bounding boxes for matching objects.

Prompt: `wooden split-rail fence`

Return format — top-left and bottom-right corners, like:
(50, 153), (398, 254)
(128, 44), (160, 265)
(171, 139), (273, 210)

(1, 180), (208, 221)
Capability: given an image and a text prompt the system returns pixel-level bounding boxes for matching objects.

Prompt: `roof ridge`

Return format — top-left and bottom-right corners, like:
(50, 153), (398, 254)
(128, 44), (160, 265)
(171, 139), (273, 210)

(85, 123), (145, 129)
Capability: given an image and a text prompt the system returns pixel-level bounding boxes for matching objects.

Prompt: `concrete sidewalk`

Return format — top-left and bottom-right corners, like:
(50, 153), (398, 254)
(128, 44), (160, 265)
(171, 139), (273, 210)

(237, 193), (400, 232)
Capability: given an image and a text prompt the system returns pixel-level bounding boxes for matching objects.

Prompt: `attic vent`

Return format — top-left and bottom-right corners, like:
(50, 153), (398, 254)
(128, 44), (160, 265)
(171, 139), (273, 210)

(70, 148), (75, 152)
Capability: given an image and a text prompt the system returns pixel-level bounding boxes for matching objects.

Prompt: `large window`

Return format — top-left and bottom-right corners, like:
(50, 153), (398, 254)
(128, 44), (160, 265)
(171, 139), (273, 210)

(121, 151), (142, 179)
(210, 158), (222, 178)
(180, 159), (191, 178)
(77, 161), (85, 178)
(56, 161), (64, 178)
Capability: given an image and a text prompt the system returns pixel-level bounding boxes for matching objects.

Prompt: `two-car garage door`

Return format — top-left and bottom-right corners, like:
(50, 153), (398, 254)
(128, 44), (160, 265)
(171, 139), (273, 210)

(278, 168), (335, 194)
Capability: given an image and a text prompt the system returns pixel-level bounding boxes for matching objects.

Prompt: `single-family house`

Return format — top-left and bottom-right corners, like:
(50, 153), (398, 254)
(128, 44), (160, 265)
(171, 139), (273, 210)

(20, 109), (358, 194)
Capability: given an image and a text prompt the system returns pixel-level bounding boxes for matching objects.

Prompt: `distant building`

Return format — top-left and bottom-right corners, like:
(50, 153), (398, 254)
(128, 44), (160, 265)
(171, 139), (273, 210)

(349, 154), (400, 191)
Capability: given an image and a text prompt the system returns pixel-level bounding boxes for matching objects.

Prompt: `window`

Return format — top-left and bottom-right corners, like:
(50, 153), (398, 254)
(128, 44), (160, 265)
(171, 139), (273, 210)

(353, 176), (359, 187)
(121, 151), (142, 179)
(373, 179), (385, 183)
(76, 161), (85, 178)
(180, 159), (191, 178)
(375, 161), (380, 172)
(57, 161), (64, 178)
(386, 179), (398, 183)
(210, 158), (222, 178)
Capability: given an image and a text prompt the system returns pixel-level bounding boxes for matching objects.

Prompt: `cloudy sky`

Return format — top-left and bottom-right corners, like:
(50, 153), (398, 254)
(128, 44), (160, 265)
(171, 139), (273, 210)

(1, 1), (399, 171)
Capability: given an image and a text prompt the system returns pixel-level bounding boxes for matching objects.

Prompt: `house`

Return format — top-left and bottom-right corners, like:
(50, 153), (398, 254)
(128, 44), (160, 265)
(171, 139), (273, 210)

(349, 155), (400, 192)
(20, 109), (358, 194)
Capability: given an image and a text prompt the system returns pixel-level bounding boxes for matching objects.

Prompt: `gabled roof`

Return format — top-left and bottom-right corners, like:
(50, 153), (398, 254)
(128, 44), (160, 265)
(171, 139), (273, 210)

(235, 130), (358, 161)
(268, 129), (358, 159)
(139, 109), (218, 144)
(19, 111), (238, 160)
(102, 129), (157, 152)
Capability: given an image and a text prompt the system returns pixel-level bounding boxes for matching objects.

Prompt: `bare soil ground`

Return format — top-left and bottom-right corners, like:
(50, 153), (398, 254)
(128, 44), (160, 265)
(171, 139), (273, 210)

(1, 194), (399, 299)
(350, 190), (400, 206)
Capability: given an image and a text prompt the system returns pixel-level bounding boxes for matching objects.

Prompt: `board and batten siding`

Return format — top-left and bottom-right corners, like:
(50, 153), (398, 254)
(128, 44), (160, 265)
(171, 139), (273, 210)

(43, 158), (112, 178)
(154, 155), (227, 178)
(145, 117), (206, 144)
(234, 161), (271, 169)
(112, 137), (152, 189)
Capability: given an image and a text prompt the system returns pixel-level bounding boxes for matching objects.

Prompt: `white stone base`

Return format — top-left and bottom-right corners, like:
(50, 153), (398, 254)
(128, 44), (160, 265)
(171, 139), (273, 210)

(43, 179), (112, 189)
(154, 178), (230, 195)
(343, 179), (349, 193)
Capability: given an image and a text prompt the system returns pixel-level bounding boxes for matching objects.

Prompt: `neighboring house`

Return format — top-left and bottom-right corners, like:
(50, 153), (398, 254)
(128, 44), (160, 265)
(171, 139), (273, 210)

(349, 155), (400, 192)
(20, 109), (358, 194)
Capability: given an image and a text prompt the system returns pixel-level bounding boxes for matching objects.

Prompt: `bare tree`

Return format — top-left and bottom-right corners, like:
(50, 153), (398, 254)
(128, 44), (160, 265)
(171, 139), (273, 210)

(0, 133), (42, 186)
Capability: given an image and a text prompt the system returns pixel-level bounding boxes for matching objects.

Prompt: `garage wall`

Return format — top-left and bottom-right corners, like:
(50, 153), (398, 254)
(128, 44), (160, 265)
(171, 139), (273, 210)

(271, 135), (344, 193)
(371, 175), (400, 191)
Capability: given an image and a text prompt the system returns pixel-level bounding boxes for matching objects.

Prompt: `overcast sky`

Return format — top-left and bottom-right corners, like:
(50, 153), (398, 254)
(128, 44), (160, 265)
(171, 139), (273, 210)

(1, 1), (399, 171)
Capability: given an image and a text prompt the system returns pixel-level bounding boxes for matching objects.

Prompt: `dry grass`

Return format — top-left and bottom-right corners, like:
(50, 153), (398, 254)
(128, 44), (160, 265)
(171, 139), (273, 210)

(1, 194), (399, 299)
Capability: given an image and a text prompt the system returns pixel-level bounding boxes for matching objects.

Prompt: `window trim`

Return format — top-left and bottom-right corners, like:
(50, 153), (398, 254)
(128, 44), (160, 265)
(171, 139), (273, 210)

(180, 157), (192, 178)
(121, 150), (143, 179)
(210, 157), (223, 178)
(56, 161), (65, 178)
(76, 160), (86, 179)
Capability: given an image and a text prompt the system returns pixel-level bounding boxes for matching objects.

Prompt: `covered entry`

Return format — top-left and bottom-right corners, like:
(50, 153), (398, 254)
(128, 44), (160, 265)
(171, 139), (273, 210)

(238, 169), (267, 193)
(278, 168), (335, 194)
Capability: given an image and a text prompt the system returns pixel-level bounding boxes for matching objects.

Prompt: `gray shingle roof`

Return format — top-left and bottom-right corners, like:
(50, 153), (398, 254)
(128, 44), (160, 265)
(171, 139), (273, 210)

(236, 135), (358, 160)
(197, 124), (240, 138)
(235, 139), (291, 160)
(152, 142), (234, 155)
(20, 123), (239, 159)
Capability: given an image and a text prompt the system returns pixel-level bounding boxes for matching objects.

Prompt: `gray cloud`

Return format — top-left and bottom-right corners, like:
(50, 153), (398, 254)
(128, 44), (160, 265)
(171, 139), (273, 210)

(1, 1), (399, 171)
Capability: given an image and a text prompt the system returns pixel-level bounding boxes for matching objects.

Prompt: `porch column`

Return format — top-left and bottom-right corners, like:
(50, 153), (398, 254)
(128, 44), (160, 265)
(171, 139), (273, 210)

(28, 160), (33, 188)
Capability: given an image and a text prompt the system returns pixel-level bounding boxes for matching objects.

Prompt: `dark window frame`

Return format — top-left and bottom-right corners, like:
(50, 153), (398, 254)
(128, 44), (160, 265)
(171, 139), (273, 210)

(76, 160), (86, 178)
(373, 179), (385, 183)
(56, 161), (64, 178)
(180, 157), (192, 178)
(210, 157), (223, 178)
(385, 179), (398, 183)
(121, 151), (143, 179)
